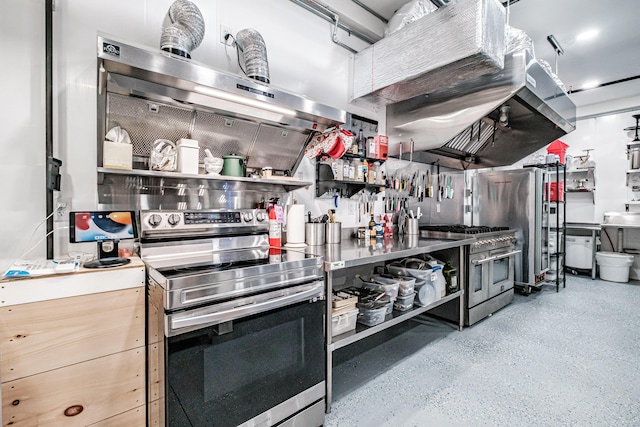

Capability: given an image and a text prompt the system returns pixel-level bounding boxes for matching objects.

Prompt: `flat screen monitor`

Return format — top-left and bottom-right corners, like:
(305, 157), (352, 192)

(69, 211), (137, 268)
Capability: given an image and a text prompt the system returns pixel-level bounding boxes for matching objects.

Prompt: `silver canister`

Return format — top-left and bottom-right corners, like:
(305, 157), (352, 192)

(406, 218), (419, 235)
(305, 223), (325, 246)
(325, 222), (342, 244)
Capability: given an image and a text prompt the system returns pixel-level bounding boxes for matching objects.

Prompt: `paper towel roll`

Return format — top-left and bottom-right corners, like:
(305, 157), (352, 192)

(285, 204), (306, 247)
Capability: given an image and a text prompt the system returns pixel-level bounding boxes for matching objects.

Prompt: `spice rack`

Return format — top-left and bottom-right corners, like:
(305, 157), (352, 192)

(315, 153), (386, 198)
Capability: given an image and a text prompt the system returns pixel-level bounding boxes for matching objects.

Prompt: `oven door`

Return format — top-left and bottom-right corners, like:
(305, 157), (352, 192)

(487, 249), (520, 298)
(468, 252), (490, 308)
(164, 282), (325, 427)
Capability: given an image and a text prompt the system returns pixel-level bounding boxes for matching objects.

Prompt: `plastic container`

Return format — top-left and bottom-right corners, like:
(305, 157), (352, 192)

(357, 305), (387, 326)
(595, 252), (634, 283)
(331, 308), (358, 337)
(394, 292), (416, 311)
(414, 280), (436, 306)
(430, 266), (446, 299)
(395, 276), (416, 296)
(176, 138), (200, 174)
(548, 182), (564, 202)
(364, 275), (400, 299)
(566, 236), (594, 269)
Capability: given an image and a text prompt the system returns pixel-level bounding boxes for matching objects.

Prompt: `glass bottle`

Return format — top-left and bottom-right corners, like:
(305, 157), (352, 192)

(357, 129), (365, 157)
(368, 214), (376, 238)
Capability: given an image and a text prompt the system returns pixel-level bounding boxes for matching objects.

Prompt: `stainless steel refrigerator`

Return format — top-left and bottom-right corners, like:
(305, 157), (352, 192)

(473, 168), (550, 289)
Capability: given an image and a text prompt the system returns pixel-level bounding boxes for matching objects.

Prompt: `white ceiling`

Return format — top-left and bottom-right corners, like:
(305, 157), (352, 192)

(357, 0), (640, 95)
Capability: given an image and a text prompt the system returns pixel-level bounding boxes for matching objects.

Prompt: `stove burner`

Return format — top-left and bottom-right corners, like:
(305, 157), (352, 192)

(420, 224), (509, 235)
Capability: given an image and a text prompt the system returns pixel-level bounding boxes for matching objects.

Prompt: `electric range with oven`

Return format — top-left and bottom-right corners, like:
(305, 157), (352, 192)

(140, 209), (325, 427)
(421, 225), (520, 326)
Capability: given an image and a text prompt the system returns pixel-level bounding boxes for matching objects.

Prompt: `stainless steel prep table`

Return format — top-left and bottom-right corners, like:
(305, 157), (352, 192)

(302, 236), (474, 412)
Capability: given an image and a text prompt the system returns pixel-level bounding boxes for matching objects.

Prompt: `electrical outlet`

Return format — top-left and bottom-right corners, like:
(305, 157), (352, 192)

(55, 198), (71, 222)
(220, 25), (233, 45)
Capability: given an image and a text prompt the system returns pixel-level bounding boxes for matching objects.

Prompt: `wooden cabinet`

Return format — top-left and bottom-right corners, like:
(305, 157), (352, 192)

(0, 260), (146, 427)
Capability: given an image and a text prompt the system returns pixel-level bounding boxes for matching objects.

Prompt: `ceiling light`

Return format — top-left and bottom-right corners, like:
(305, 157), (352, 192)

(193, 86), (296, 116)
(576, 29), (600, 42)
(582, 80), (600, 90)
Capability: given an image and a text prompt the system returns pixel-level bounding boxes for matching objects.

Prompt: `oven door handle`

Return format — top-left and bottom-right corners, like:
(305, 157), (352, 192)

(169, 281), (324, 335)
(471, 250), (521, 265)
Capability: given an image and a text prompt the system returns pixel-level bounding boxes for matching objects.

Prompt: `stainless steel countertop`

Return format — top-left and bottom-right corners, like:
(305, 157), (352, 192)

(565, 222), (601, 231)
(299, 235), (475, 270)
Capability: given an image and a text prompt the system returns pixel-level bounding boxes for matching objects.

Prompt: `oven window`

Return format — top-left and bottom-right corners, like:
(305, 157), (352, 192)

(166, 300), (324, 427)
(492, 257), (510, 284)
(471, 263), (484, 292)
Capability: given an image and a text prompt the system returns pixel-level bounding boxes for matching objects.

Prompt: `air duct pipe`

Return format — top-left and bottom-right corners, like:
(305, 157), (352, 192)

(235, 29), (270, 84)
(160, 0), (205, 58)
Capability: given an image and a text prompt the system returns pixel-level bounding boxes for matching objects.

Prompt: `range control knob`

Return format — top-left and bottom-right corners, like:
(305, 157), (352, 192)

(148, 214), (162, 227)
(243, 212), (254, 222)
(167, 213), (181, 226)
(256, 211), (267, 222)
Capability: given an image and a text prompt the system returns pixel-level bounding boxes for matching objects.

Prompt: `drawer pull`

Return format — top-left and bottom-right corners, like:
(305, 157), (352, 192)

(12, 399), (19, 406)
(64, 405), (84, 417)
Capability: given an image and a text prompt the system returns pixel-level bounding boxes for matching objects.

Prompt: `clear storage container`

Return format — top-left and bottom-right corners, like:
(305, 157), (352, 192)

(394, 276), (416, 296)
(393, 292), (416, 311)
(357, 305), (387, 326)
(331, 308), (359, 337)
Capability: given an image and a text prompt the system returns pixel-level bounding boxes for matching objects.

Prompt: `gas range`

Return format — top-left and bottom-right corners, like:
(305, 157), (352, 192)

(419, 224), (517, 253)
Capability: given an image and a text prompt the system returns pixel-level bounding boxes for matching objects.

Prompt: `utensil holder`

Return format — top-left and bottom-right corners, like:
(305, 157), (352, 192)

(406, 218), (419, 235)
(325, 222), (342, 244)
(305, 223), (325, 246)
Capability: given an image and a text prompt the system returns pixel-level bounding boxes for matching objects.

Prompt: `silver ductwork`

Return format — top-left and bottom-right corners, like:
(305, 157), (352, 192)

(235, 29), (270, 84)
(352, 0), (576, 170)
(97, 34), (345, 175)
(160, 0), (205, 58)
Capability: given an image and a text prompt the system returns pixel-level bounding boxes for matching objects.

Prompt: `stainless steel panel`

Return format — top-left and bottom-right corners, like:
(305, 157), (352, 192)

(97, 171), (290, 211)
(168, 263), (324, 310)
(389, 50), (576, 170)
(98, 35), (346, 130)
(97, 34), (346, 183)
(467, 252), (489, 308)
(239, 383), (325, 427)
(474, 168), (545, 285)
(466, 287), (513, 326)
(168, 281), (324, 336)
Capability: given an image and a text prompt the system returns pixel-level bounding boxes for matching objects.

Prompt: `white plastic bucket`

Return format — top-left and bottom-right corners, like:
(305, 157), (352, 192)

(595, 252), (634, 283)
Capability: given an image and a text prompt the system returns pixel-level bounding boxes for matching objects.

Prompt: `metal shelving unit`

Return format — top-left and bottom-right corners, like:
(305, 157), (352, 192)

(548, 162), (566, 292)
(319, 237), (472, 413)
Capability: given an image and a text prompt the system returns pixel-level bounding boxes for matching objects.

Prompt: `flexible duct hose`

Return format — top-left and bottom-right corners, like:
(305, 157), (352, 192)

(235, 29), (270, 84)
(160, 0), (205, 59)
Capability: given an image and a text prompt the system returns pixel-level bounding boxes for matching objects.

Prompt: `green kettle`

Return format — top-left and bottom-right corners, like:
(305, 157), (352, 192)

(222, 154), (246, 177)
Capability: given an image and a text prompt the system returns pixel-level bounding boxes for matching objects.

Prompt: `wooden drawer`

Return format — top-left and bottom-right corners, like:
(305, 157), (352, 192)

(88, 404), (146, 427)
(1, 347), (145, 427)
(0, 287), (144, 382)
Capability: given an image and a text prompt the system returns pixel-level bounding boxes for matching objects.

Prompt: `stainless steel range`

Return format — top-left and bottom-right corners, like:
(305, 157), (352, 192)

(421, 225), (519, 326)
(140, 209), (325, 427)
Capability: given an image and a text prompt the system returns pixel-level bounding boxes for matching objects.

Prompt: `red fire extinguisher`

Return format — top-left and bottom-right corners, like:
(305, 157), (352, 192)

(268, 200), (281, 247)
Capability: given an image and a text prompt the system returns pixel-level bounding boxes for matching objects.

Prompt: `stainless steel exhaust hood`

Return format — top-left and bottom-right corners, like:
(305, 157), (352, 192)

(97, 34), (345, 174)
(387, 49), (576, 169)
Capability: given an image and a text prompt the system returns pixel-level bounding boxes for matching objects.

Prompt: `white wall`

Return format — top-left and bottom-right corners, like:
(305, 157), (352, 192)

(553, 82), (640, 223)
(0, 0), (383, 268)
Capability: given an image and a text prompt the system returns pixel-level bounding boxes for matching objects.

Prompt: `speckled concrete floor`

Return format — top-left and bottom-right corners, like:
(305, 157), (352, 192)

(324, 275), (640, 427)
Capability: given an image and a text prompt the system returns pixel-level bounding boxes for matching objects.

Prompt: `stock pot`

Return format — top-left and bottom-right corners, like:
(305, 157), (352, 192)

(222, 154), (245, 177)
